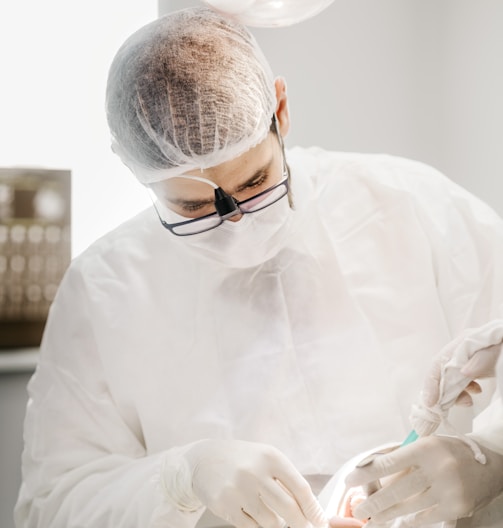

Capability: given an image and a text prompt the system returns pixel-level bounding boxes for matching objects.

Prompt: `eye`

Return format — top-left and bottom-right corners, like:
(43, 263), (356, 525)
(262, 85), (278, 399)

(182, 203), (207, 212)
(175, 199), (215, 217)
(245, 173), (268, 189)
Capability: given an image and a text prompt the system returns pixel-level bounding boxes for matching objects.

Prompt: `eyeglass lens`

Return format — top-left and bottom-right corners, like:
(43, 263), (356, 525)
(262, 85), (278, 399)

(170, 179), (288, 235)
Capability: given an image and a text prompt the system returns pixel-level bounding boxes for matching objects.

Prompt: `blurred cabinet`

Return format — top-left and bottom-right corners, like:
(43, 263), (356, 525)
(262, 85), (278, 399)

(0, 168), (71, 348)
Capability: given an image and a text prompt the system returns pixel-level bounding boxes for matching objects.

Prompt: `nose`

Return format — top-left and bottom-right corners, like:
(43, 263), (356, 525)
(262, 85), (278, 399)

(226, 213), (243, 222)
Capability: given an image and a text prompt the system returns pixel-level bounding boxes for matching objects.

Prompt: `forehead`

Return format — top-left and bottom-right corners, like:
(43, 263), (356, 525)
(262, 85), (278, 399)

(184, 132), (276, 187)
(151, 132), (277, 197)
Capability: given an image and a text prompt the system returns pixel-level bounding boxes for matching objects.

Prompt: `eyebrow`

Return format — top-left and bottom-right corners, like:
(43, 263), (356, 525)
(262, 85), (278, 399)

(232, 157), (273, 194)
(167, 196), (214, 209)
(167, 157), (274, 209)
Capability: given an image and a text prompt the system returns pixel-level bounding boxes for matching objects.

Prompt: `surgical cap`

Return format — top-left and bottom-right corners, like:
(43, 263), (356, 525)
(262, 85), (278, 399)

(105, 7), (277, 184)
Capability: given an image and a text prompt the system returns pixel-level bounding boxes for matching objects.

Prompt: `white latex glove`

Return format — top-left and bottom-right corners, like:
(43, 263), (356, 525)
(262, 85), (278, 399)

(411, 319), (503, 437)
(344, 435), (503, 527)
(328, 515), (364, 527)
(160, 439), (327, 528)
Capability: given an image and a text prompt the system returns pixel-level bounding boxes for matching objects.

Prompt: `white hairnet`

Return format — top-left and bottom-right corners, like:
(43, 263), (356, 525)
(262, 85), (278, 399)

(106, 7), (277, 184)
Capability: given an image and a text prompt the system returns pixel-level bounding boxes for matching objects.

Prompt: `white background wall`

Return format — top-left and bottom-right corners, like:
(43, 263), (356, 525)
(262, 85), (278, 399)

(161, 0), (503, 216)
(0, 0), (157, 257)
(2, 1), (501, 256)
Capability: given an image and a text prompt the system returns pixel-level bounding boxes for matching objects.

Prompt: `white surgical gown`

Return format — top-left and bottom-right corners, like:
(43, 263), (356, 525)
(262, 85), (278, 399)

(15, 147), (503, 527)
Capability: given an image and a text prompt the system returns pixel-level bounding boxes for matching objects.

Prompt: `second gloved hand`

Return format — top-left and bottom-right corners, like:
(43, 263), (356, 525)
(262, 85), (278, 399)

(160, 439), (327, 528)
(421, 320), (503, 411)
(344, 435), (503, 527)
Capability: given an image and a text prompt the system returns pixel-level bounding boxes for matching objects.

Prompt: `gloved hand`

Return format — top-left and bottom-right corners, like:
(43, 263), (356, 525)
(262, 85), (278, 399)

(411, 319), (503, 437)
(160, 439), (328, 528)
(344, 435), (503, 527)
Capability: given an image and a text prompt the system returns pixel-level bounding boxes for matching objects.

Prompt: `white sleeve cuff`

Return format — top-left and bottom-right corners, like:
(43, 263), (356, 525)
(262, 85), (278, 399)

(158, 446), (204, 513)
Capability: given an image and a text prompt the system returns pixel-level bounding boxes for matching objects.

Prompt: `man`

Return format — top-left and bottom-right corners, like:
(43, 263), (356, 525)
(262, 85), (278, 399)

(15, 6), (503, 528)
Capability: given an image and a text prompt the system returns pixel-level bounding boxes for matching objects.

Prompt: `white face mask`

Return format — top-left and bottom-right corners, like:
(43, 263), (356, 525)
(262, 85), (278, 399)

(172, 196), (294, 268)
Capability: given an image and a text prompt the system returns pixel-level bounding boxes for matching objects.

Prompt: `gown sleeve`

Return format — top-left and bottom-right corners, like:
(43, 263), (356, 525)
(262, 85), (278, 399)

(14, 263), (204, 528)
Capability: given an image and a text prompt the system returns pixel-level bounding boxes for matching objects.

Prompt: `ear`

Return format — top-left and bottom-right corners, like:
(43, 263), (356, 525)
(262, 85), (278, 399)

(274, 77), (290, 137)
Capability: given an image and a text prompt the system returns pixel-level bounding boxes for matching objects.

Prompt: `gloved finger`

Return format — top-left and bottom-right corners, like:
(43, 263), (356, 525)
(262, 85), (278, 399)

(272, 463), (327, 526)
(454, 390), (473, 407)
(242, 498), (283, 528)
(460, 343), (501, 378)
(345, 443), (421, 487)
(368, 488), (436, 524)
(387, 505), (455, 528)
(421, 355), (446, 407)
(226, 506), (260, 528)
(328, 515), (365, 527)
(351, 470), (427, 521)
(259, 478), (314, 528)
(462, 380), (482, 394)
(454, 381), (483, 406)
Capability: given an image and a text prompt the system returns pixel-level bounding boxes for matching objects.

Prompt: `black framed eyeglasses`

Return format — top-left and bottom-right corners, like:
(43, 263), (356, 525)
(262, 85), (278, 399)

(154, 171), (289, 236)
(150, 115), (290, 236)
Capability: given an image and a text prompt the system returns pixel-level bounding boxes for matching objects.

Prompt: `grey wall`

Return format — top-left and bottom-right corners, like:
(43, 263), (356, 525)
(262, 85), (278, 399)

(0, 370), (33, 528)
(159, 0), (503, 215)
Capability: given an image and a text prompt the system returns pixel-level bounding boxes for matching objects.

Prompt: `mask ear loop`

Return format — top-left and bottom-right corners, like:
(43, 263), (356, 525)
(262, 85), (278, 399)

(271, 113), (293, 208)
(271, 113), (284, 150)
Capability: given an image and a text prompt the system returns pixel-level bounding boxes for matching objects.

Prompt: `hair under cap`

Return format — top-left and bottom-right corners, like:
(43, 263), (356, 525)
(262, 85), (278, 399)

(106, 6), (276, 184)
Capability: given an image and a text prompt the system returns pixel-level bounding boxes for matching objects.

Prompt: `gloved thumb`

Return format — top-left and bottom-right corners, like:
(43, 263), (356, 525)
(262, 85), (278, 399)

(410, 323), (503, 443)
(460, 343), (501, 378)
